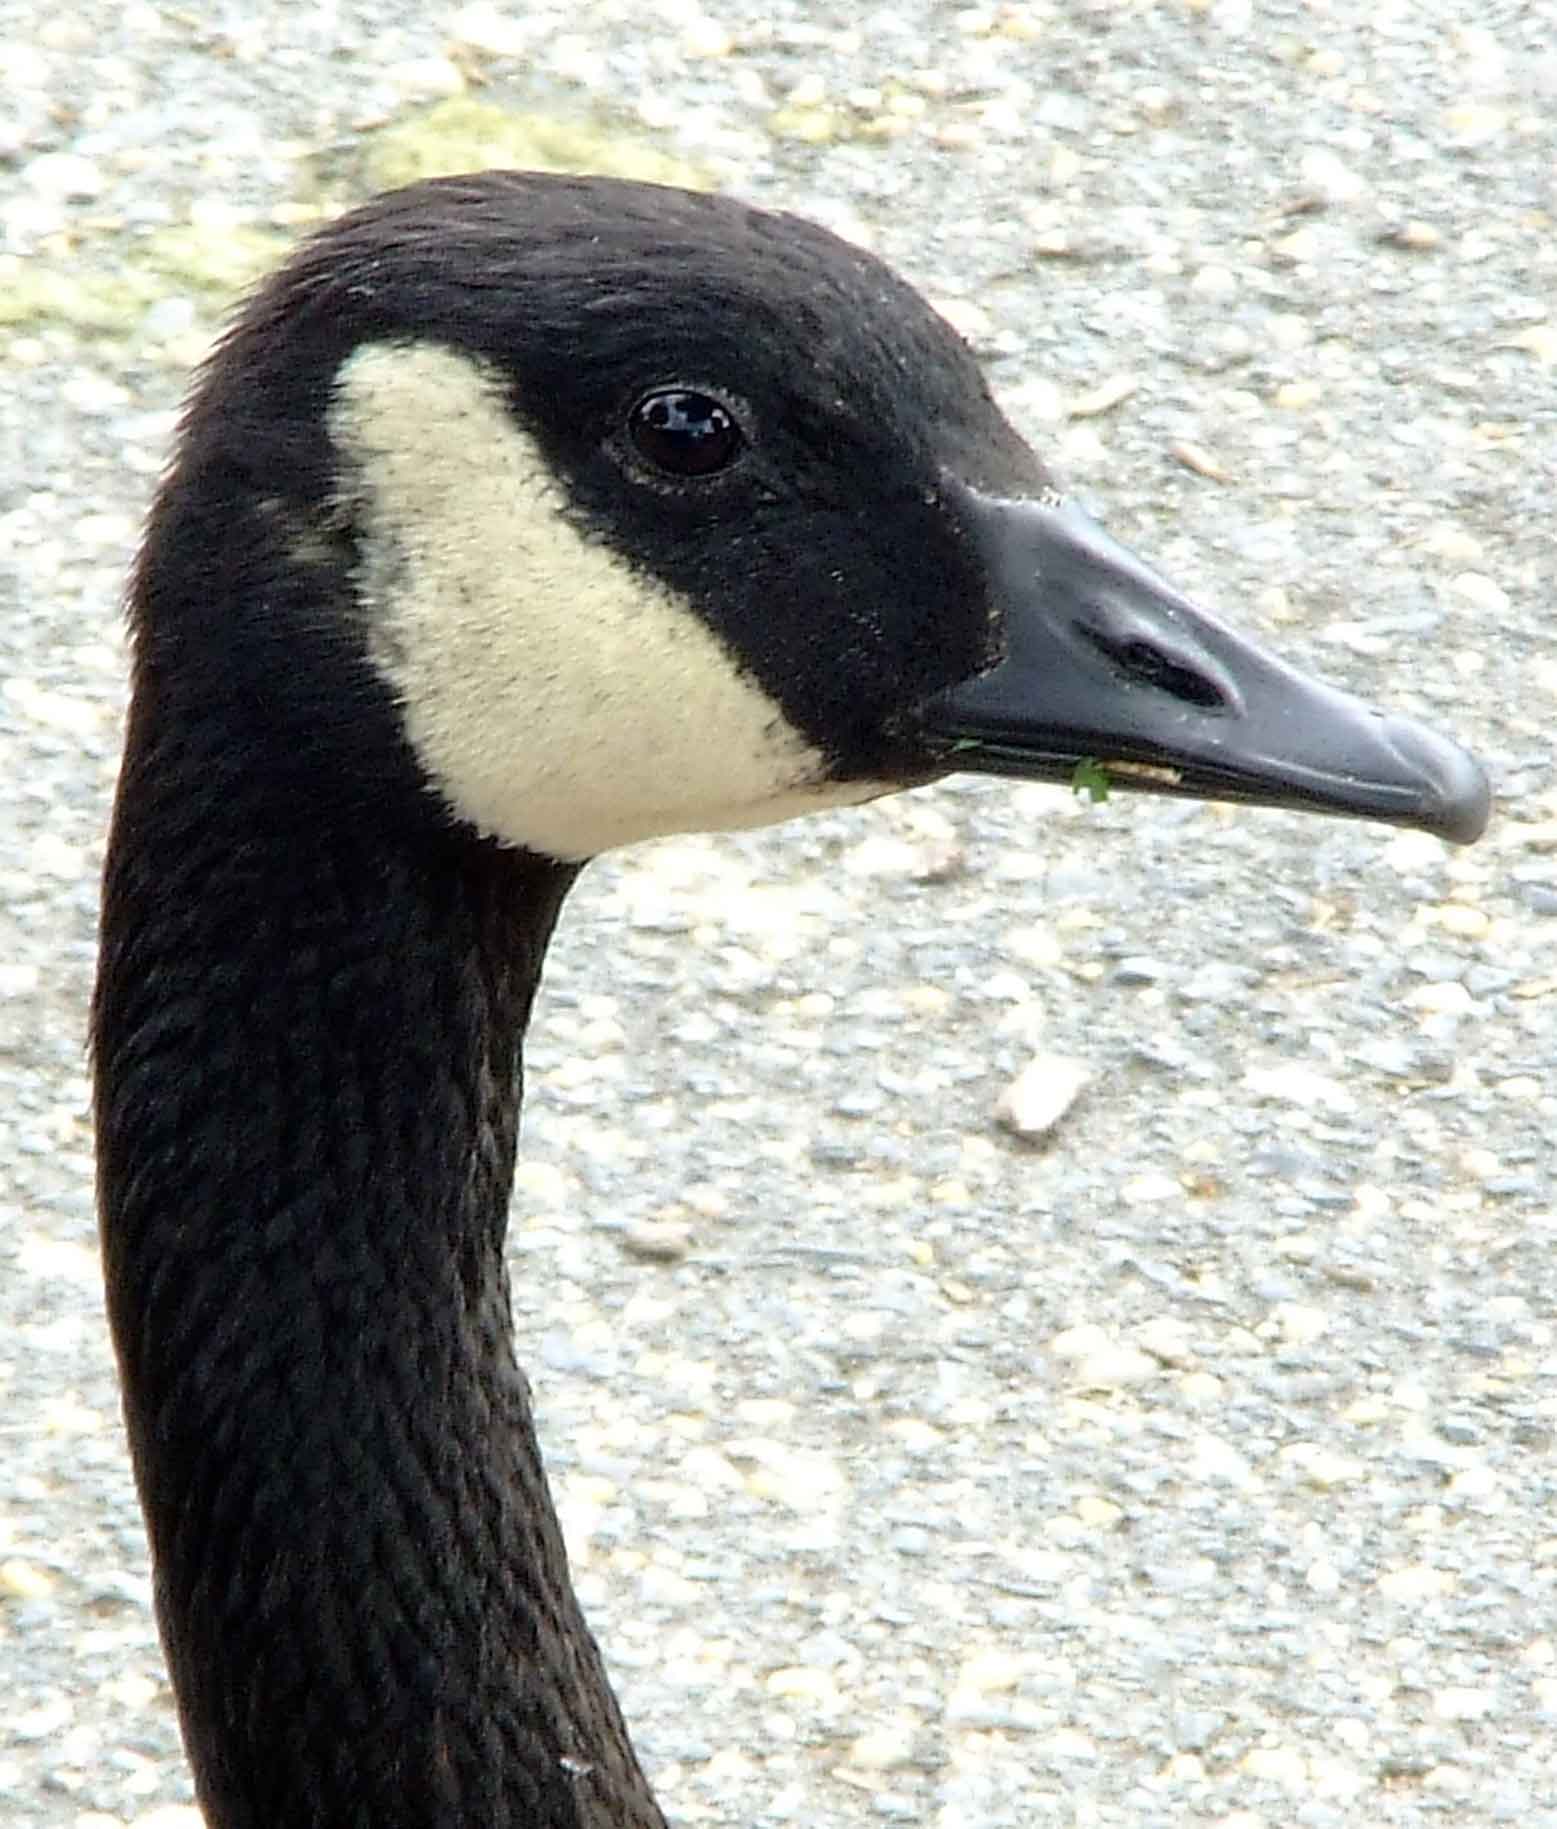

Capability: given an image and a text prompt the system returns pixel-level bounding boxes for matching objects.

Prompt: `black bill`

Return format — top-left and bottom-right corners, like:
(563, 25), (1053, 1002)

(921, 488), (1490, 845)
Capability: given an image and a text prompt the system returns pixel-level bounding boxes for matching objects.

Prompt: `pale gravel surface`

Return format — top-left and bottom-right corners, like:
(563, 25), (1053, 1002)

(2, 3), (1555, 1825)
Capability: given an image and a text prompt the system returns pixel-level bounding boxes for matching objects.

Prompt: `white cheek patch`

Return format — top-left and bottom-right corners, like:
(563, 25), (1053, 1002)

(328, 343), (889, 861)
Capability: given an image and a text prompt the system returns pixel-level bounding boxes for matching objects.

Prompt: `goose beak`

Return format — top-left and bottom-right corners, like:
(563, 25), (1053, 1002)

(919, 490), (1490, 844)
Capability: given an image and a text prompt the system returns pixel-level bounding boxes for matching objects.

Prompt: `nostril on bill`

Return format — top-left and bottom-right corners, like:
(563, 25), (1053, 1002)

(1081, 623), (1234, 711)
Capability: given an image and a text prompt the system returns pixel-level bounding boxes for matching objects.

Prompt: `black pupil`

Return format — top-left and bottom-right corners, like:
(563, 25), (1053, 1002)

(630, 390), (741, 477)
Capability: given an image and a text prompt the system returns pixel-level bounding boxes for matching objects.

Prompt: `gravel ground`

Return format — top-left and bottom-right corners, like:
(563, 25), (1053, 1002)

(2, 2), (1554, 1825)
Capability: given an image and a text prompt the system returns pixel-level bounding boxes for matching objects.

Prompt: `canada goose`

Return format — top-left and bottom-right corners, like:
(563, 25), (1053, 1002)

(93, 170), (1488, 1829)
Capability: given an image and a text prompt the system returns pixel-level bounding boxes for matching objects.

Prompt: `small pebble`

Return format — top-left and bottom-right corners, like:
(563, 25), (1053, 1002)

(621, 1219), (691, 1263)
(682, 16), (733, 59)
(995, 1053), (1089, 1140)
(0, 1558), (55, 1600)
(449, 1), (530, 56)
(24, 151), (105, 199)
(1113, 955), (1168, 985)
(1050, 1324), (1158, 1388)
(1067, 373), (1138, 419)
(1378, 1564), (1456, 1602)
(1172, 440), (1231, 481)
(1245, 1063), (1349, 1110)
(1299, 145), (1366, 203)
(1448, 571), (1511, 614)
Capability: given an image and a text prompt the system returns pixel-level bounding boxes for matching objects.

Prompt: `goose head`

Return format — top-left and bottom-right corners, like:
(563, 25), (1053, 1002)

(103, 170), (1493, 1829)
(156, 169), (1488, 864)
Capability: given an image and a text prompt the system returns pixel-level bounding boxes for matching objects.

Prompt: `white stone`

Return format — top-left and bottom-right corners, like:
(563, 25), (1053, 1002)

(24, 151), (104, 199)
(0, 962), (41, 997)
(449, 1), (530, 55)
(1270, 1302), (1329, 1346)
(996, 1054), (1089, 1139)
(1244, 1063), (1350, 1111)
(1433, 1685), (1495, 1721)
(1241, 1744), (1306, 1787)
(1448, 571), (1511, 613)
(848, 1723), (916, 1770)
(1378, 1563), (1456, 1602)
(1191, 1434), (1254, 1488)
(1299, 145), (1366, 202)
(1121, 1171), (1181, 1204)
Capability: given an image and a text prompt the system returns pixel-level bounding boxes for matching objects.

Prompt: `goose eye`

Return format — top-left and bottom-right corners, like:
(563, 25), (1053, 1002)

(628, 389), (743, 478)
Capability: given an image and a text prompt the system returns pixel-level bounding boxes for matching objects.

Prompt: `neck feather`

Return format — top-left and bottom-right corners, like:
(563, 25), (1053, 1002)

(93, 709), (665, 1829)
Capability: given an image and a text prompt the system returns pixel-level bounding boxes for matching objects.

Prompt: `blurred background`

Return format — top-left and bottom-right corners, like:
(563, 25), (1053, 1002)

(1, 3), (1553, 1824)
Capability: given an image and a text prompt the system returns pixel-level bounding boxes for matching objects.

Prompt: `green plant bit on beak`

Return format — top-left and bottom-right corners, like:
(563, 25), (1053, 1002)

(1071, 757), (1113, 804)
